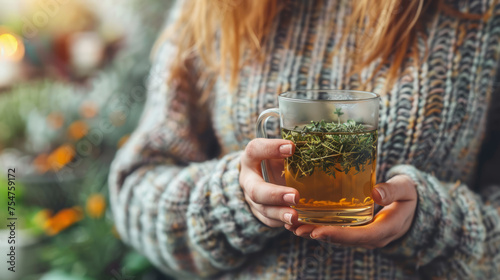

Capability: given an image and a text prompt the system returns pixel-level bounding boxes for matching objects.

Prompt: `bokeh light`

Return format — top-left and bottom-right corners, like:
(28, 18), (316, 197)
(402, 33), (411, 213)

(0, 30), (25, 61)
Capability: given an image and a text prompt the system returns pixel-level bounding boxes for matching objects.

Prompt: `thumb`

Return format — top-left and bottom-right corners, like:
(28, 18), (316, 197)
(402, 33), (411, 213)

(243, 138), (295, 163)
(372, 175), (417, 206)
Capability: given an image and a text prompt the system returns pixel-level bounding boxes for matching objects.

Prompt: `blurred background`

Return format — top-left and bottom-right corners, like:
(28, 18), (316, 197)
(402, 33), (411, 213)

(0, 0), (173, 279)
(0, 1), (499, 280)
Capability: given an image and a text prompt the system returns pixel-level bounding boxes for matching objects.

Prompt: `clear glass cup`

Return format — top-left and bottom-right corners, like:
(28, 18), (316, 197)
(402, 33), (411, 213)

(256, 90), (380, 226)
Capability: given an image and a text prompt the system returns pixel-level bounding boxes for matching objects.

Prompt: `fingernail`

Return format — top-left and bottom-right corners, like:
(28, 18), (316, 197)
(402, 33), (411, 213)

(376, 188), (385, 200)
(283, 193), (296, 205)
(279, 144), (293, 155)
(310, 234), (325, 241)
(284, 213), (292, 225)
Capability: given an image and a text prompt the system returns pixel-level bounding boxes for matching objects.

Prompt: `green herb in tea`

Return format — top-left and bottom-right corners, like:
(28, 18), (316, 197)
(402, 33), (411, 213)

(281, 118), (378, 225)
(282, 119), (377, 178)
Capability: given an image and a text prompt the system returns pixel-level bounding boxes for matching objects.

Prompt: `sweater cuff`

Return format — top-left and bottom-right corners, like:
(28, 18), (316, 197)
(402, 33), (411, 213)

(187, 151), (282, 262)
(380, 164), (460, 267)
(219, 152), (284, 243)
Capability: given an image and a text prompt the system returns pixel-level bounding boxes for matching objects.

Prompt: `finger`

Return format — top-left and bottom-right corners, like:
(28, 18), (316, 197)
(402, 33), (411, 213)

(284, 223), (301, 233)
(292, 224), (317, 239)
(370, 199), (417, 243)
(252, 209), (285, 227)
(372, 175), (417, 206)
(243, 138), (295, 166)
(242, 172), (299, 206)
(247, 200), (298, 226)
(307, 199), (416, 247)
(284, 224), (314, 240)
(290, 223), (384, 247)
(307, 224), (380, 246)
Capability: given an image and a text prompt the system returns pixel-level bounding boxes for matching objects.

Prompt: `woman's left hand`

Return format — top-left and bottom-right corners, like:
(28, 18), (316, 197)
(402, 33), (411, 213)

(284, 175), (417, 249)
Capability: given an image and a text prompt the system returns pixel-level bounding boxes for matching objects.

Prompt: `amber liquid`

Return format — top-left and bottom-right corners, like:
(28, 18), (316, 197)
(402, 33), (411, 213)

(283, 129), (377, 225)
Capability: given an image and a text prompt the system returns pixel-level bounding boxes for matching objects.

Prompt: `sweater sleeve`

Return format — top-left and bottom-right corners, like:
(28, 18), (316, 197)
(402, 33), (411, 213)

(380, 83), (500, 280)
(108, 37), (282, 278)
(381, 165), (500, 279)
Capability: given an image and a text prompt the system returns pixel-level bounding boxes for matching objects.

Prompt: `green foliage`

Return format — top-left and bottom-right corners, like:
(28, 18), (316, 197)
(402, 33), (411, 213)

(282, 119), (378, 178)
(0, 0), (171, 154)
(0, 81), (75, 150)
(0, 0), (173, 279)
(0, 174), (46, 234)
(38, 163), (156, 279)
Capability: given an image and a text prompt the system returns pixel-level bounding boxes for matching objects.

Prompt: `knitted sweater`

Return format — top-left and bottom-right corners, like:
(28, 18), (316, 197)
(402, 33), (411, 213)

(109, 0), (500, 279)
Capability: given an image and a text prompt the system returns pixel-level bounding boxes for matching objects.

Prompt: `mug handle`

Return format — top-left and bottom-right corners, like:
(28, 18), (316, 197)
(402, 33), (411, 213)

(256, 108), (280, 183)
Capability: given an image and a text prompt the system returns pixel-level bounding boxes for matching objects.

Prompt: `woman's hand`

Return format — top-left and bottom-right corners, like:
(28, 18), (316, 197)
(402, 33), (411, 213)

(284, 175), (417, 249)
(240, 138), (300, 227)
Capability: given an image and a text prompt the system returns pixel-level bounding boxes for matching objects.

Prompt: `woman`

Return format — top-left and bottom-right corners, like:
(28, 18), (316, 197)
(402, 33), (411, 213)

(109, 0), (500, 278)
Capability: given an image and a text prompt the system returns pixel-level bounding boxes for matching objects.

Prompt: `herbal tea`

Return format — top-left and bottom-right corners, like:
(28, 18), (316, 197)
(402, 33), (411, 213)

(282, 120), (378, 225)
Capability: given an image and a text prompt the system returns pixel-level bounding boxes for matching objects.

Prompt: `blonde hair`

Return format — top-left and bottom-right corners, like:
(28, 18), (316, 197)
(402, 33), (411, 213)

(158, 0), (495, 95)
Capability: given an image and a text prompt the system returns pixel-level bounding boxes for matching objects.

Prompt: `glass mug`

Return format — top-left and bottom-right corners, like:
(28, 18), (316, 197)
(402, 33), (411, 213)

(256, 90), (380, 226)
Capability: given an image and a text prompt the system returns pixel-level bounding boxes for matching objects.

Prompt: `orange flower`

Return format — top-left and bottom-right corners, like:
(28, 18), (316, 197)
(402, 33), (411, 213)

(43, 206), (83, 236)
(47, 144), (75, 171)
(68, 120), (89, 140)
(33, 153), (50, 174)
(46, 112), (64, 130)
(86, 193), (106, 219)
(80, 101), (98, 119)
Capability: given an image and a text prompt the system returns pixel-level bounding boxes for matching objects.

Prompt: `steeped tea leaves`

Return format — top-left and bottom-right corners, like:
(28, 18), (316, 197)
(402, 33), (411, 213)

(282, 120), (377, 178)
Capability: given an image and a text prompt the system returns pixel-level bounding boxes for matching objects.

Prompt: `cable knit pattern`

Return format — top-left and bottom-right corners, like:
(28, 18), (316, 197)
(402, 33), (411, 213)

(109, 0), (500, 279)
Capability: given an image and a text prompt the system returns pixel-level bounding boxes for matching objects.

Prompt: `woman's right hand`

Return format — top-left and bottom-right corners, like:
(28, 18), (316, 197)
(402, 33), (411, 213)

(239, 138), (300, 227)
